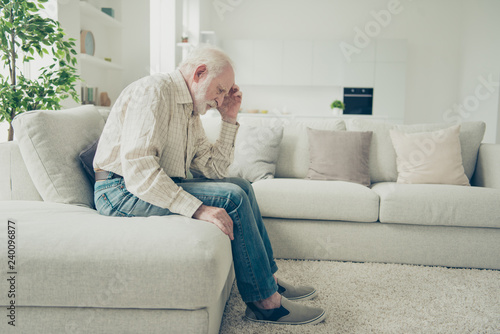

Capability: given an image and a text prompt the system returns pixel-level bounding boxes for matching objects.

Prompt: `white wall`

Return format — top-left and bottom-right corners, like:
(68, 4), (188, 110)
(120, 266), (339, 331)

(206, 0), (500, 141)
(122, 0), (150, 86)
(456, 0), (500, 143)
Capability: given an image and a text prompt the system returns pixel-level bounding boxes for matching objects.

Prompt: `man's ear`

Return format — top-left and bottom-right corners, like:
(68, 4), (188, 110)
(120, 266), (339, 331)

(193, 65), (207, 83)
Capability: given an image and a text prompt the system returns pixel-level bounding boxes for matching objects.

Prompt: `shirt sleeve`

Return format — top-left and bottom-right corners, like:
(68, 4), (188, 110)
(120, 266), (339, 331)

(119, 81), (202, 217)
(190, 118), (239, 179)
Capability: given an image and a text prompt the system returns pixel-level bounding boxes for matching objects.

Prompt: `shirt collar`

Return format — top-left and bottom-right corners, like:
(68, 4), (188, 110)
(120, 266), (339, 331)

(170, 70), (198, 117)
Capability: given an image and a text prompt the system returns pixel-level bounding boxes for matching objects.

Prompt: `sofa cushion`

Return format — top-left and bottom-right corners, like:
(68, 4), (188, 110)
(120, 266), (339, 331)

(372, 182), (500, 228)
(239, 117), (346, 178)
(227, 124), (284, 182)
(306, 128), (373, 186)
(347, 119), (486, 183)
(252, 178), (379, 222)
(390, 125), (470, 185)
(12, 106), (104, 208)
(0, 201), (233, 309)
(0, 141), (43, 201)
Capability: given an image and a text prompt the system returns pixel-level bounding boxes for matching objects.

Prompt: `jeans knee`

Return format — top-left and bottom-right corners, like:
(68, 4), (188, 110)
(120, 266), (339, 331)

(226, 177), (253, 195)
(224, 183), (249, 210)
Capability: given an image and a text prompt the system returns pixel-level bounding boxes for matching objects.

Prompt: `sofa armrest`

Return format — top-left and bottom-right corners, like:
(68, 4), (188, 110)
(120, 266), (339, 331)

(0, 141), (42, 201)
(471, 143), (500, 188)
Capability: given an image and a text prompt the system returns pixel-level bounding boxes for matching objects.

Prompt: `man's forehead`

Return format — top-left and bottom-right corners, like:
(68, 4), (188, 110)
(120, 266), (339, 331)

(217, 78), (234, 92)
(215, 66), (235, 90)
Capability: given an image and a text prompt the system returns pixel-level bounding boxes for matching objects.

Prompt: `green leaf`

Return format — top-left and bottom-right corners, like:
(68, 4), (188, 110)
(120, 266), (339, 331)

(0, 0), (80, 119)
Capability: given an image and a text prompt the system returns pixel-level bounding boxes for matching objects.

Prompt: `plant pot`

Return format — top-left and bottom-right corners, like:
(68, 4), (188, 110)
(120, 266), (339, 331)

(332, 108), (343, 117)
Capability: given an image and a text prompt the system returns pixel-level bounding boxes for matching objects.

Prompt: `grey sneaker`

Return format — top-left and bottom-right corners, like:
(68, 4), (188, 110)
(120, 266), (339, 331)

(245, 296), (326, 325)
(277, 278), (317, 301)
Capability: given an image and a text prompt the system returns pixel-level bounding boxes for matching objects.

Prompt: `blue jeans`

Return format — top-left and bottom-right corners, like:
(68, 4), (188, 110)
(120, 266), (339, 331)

(94, 173), (278, 302)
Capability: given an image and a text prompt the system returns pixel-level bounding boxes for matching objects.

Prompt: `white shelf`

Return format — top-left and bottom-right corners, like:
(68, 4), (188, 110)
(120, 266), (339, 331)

(176, 42), (193, 48)
(79, 54), (123, 70)
(79, 1), (122, 28)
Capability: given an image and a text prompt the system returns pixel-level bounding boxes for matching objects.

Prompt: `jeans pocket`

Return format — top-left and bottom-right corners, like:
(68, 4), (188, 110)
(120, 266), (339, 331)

(116, 192), (140, 216)
(95, 191), (128, 217)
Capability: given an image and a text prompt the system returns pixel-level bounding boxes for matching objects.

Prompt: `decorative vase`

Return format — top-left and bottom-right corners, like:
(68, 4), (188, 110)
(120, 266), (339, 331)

(332, 108), (343, 117)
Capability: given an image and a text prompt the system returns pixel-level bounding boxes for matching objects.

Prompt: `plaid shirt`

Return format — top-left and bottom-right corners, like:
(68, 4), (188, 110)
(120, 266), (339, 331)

(94, 70), (239, 217)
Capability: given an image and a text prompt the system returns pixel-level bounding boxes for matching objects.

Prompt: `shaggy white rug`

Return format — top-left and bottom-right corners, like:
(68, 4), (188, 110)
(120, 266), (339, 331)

(219, 259), (500, 333)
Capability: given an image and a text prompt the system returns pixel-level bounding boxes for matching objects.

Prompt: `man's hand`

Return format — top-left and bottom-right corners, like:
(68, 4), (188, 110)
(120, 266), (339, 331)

(193, 205), (234, 240)
(218, 84), (242, 124)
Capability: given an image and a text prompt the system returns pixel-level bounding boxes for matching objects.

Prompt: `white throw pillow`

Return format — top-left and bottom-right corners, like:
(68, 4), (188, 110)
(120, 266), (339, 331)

(389, 125), (470, 186)
(347, 119), (485, 183)
(12, 105), (105, 208)
(227, 124), (284, 182)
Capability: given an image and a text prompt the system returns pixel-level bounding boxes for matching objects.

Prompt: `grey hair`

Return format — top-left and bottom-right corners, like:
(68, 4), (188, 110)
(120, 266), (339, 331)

(177, 44), (234, 79)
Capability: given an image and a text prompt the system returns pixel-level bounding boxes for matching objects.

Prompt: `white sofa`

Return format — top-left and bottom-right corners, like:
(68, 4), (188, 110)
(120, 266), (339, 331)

(226, 116), (500, 270)
(1, 106), (499, 333)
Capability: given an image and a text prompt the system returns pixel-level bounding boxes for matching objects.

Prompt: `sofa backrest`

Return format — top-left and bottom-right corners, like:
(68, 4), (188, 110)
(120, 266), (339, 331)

(346, 119), (486, 183)
(202, 115), (486, 184)
(238, 116), (346, 178)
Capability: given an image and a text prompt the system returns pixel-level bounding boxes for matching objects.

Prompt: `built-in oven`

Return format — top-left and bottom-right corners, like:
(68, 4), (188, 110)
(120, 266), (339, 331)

(343, 88), (374, 115)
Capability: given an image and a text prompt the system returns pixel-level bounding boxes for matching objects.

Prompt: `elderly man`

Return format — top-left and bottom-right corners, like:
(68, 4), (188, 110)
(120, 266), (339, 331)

(93, 45), (326, 325)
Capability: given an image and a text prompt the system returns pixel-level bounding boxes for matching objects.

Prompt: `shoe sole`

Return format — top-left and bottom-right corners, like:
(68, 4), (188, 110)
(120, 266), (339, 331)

(245, 309), (327, 325)
(285, 289), (318, 301)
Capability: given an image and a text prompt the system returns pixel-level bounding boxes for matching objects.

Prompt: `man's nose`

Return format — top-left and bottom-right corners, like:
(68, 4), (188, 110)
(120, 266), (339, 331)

(216, 95), (225, 106)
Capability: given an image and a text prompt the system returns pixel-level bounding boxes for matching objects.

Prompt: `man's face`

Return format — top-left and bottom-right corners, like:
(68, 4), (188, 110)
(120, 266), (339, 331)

(192, 66), (235, 115)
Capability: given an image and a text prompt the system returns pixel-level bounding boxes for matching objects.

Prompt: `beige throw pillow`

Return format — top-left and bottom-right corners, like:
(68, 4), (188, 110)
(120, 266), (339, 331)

(306, 128), (373, 186)
(389, 125), (470, 186)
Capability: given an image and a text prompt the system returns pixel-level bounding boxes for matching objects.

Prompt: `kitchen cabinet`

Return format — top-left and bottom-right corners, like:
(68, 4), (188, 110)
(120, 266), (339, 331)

(373, 62), (406, 121)
(224, 40), (313, 86)
(312, 40), (343, 86)
(253, 40), (283, 85)
(224, 40), (255, 85)
(372, 39), (407, 120)
(222, 39), (405, 92)
(342, 62), (375, 87)
(376, 39), (407, 62)
(283, 41), (313, 86)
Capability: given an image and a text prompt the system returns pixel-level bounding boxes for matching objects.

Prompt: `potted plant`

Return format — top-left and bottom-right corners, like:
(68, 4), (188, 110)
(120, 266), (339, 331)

(0, 0), (80, 141)
(330, 100), (345, 117)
